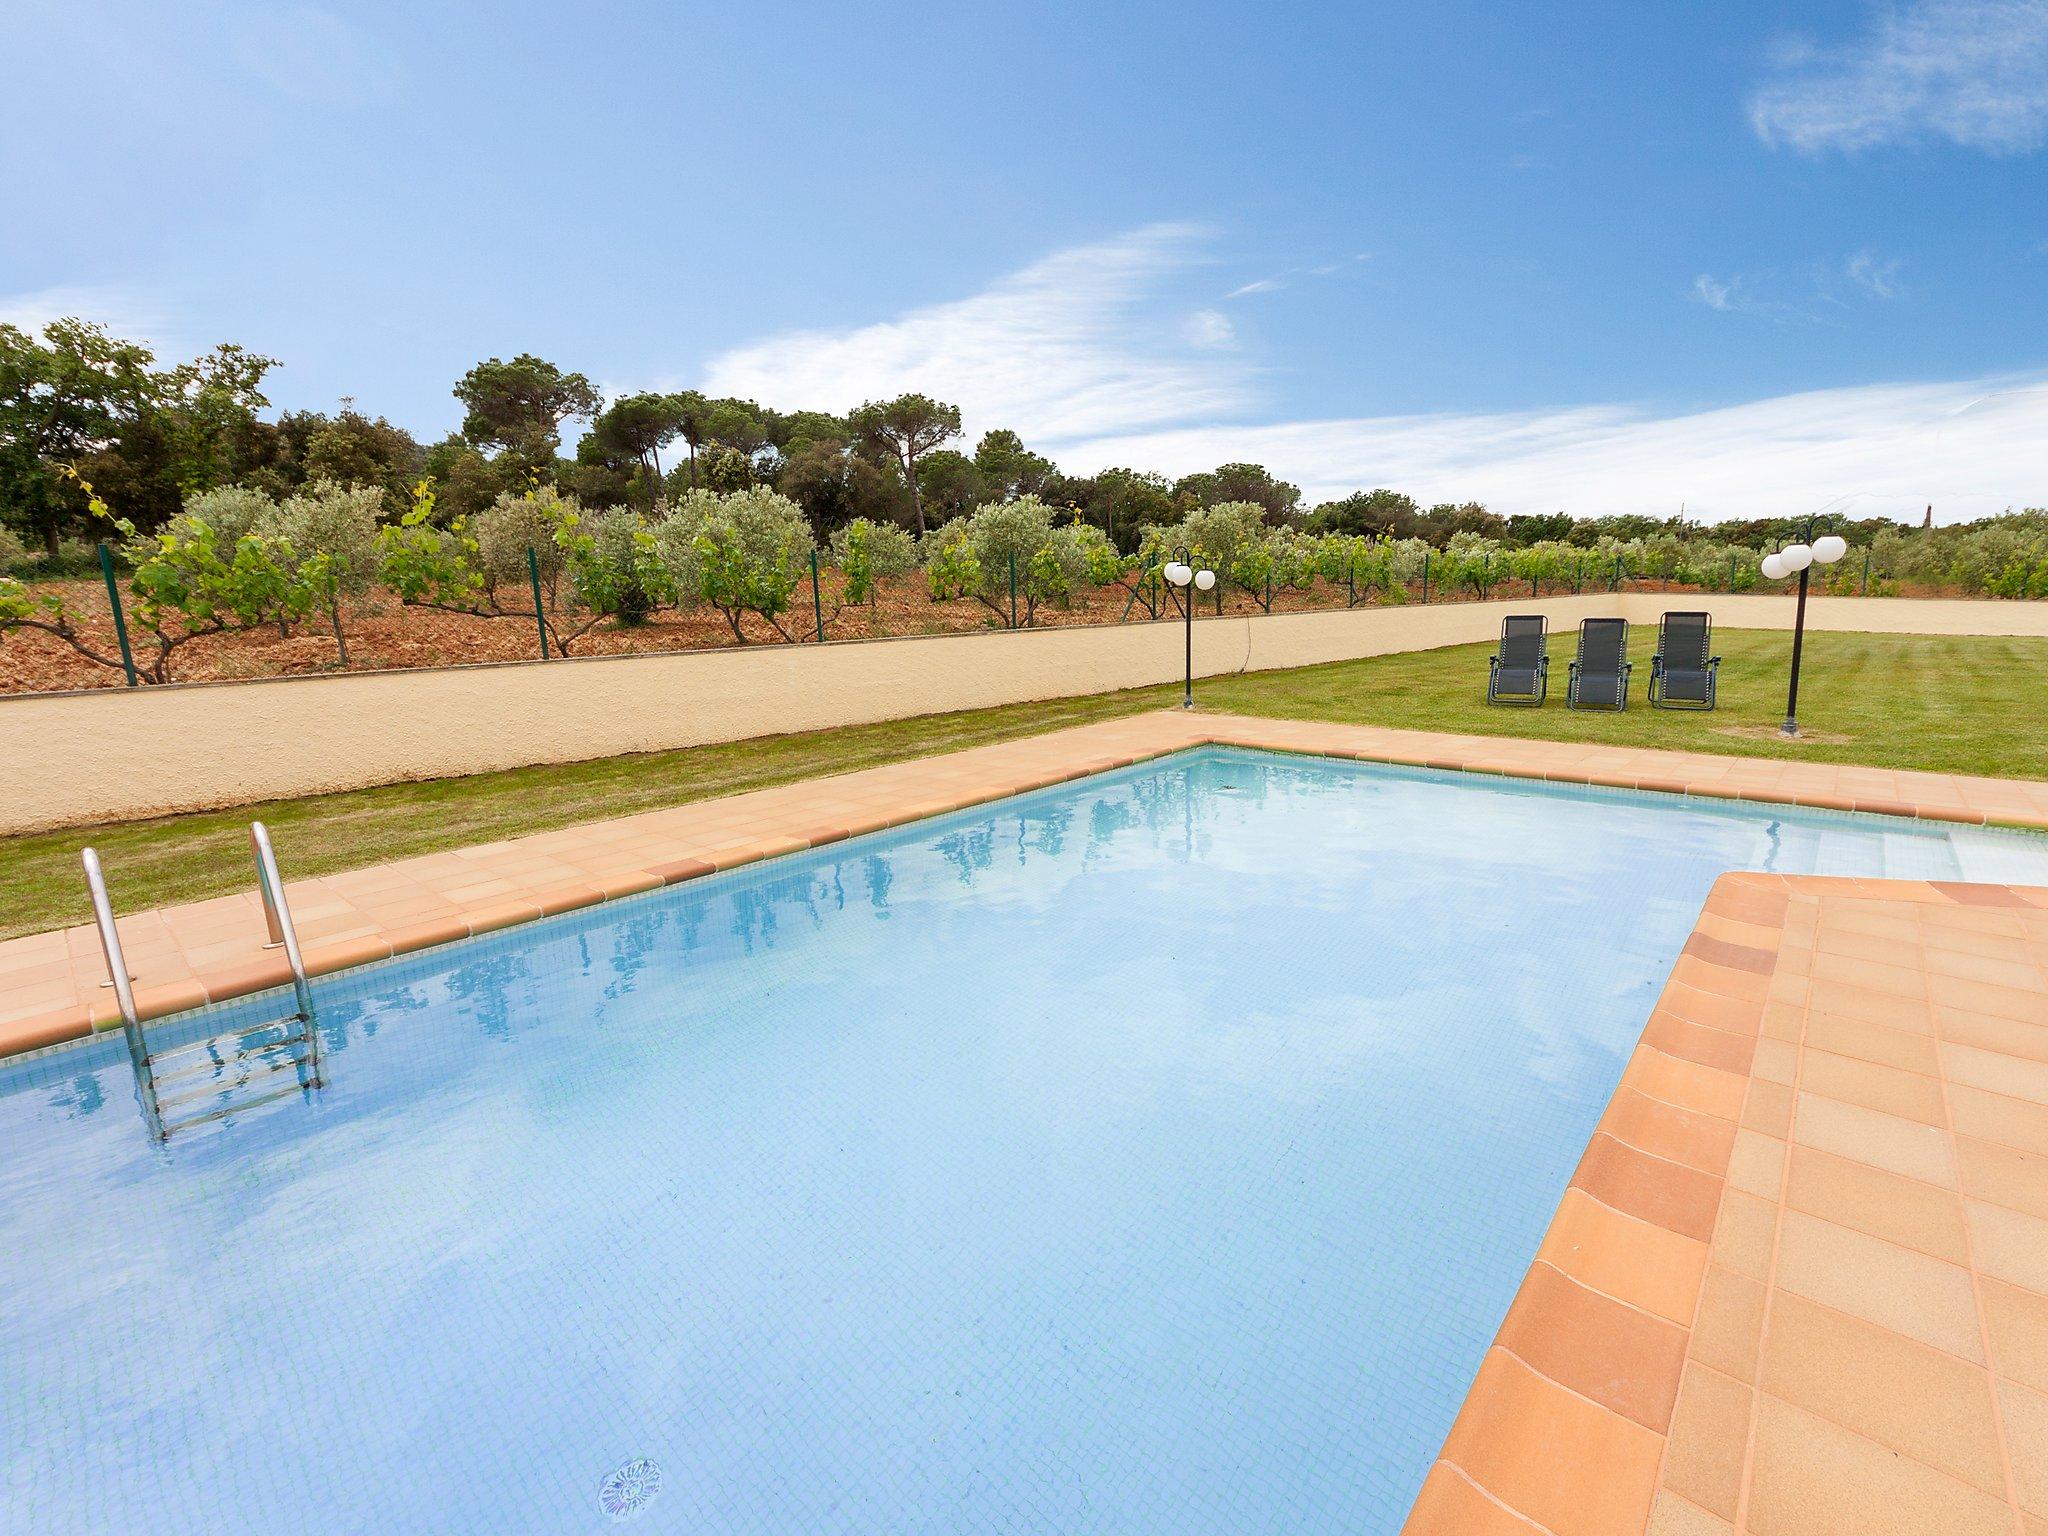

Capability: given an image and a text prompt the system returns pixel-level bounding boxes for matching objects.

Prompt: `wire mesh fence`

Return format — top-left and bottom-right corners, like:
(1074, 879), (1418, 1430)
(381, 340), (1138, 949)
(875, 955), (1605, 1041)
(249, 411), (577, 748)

(0, 534), (2035, 698)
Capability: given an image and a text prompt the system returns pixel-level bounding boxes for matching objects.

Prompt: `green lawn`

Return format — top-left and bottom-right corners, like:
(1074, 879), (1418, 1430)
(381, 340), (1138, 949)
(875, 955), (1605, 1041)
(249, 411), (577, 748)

(4, 628), (2043, 941)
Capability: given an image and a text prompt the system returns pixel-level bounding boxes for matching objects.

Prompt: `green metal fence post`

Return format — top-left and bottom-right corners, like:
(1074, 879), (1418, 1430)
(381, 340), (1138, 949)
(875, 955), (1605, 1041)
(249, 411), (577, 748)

(1008, 550), (1018, 629)
(1347, 549), (1356, 608)
(1422, 552), (1431, 604)
(527, 546), (551, 659)
(1861, 547), (1871, 596)
(810, 548), (825, 641)
(1612, 555), (1623, 593)
(96, 542), (138, 687)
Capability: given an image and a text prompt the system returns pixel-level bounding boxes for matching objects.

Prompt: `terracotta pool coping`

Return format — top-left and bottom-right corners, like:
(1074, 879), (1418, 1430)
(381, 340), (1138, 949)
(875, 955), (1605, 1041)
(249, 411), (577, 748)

(4, 709), (2045, 1061)
(1405, 870), (2048, 1536)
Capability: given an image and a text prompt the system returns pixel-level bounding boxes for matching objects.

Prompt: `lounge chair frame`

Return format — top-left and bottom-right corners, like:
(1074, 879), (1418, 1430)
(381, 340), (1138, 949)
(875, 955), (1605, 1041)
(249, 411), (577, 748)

(1486, 614), (1550, 706)
(1566, 617), (1632, 711)
(1649, 610), (1721, 711)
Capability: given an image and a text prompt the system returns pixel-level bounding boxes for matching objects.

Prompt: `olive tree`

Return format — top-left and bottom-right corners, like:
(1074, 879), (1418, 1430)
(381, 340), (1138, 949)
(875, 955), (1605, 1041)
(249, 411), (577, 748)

(656, 487), (815, 641)
(267, 480), (382, 663)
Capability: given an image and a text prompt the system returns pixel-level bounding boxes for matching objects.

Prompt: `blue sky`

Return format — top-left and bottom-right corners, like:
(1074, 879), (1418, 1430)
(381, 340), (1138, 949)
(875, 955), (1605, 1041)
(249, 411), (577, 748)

(4, 0), (2046, 519)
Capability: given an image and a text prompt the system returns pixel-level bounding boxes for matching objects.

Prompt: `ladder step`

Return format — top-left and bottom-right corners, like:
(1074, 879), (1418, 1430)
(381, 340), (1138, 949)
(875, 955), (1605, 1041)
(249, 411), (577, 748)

(151, 1051), (312, 1116)
(149, 1034), (310, 1094)
(158, 1076), (319, 1137)
(147, 1016), (309, 1073)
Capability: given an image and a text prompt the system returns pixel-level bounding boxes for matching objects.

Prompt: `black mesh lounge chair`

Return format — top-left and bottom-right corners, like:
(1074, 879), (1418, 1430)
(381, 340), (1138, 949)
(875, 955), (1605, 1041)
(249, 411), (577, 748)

(1567, 618), (1631, 710)
(1650, 610), (1721, 711)
(1486, 614), (1549, 706)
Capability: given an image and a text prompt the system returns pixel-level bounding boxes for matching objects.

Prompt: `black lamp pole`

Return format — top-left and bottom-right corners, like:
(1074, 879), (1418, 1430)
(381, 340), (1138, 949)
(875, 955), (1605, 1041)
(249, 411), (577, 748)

(1167, 548), (1210, 710)
(1779, 516), (1818, 738)
(1782, 555), (1810, 737)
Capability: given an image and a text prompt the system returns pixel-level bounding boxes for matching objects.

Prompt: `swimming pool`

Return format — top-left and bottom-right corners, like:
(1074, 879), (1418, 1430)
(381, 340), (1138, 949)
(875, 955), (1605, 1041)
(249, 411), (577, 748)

(5, 747), (2046, 1534)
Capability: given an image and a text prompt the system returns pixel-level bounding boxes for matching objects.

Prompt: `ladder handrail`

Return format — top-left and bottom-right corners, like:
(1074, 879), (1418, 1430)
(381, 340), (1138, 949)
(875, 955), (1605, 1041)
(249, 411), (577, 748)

(250, 821), (322, 1087)
(251, 824), (286, 949)
(82, 848), (165, 1141)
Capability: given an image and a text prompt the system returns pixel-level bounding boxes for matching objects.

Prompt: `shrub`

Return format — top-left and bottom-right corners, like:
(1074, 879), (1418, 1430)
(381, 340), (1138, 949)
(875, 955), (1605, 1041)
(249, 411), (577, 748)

(266, 480), (382, 662)
(658, 486), (814, 641)
(182, 485), (277, 551)
(830, 517), (917, 604)
(473, 486), (571, 598)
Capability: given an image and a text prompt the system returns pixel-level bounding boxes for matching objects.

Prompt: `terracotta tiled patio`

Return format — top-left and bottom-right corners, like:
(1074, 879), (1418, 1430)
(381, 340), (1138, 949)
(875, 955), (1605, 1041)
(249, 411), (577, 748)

(5, 708), (2048, 1536)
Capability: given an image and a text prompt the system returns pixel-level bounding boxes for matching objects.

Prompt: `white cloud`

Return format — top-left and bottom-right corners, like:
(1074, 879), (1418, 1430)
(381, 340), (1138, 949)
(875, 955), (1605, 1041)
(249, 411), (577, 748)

(1692, 274), (1738, 311)
(1227, 278), (1284, 297)
(1750, 0), (2048, 153)
(701, 223), (1252, 441)
(1182, 308), (1235, 347)
(0, 284), (169, 348)
(1844, 251), (1902, 297)
(1059, 373), (2048, 523)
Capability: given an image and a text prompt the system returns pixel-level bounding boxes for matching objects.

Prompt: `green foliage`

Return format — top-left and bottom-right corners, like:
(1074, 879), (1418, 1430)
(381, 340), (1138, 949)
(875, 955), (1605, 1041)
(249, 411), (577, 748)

(0, 525), (26, 572)
(472, 487), (571, 594)
(1172, 463), (1301, 523)
(829, 517), (918, 603)
(452, 354), (601, 471)
(657, 486), (815, 641)
(850, 393), (962, 535)
(378, 481), (486, 610)
(920, 517), (981, 601)
(562, 507), (671, 626)
(917, 497), (1114, 624)
(264, 480), (383, 661)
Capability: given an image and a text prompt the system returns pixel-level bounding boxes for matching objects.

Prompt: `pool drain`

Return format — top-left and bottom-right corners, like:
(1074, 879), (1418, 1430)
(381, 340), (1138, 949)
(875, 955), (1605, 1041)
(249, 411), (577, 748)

(598, 1457), (663, 1522)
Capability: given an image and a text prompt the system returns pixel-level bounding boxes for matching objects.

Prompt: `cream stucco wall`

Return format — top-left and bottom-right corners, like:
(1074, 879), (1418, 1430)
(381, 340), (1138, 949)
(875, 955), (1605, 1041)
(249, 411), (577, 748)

(2, 593), (2043, 835)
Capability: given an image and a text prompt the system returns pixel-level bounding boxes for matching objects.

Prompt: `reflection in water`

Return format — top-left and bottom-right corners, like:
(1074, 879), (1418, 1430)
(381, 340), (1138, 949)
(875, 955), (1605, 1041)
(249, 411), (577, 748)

(5, 749), (2046, 1536)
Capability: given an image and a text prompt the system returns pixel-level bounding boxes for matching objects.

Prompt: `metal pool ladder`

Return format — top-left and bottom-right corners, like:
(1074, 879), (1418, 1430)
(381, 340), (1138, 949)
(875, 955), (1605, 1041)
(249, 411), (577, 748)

(84, 821), (324, 1141)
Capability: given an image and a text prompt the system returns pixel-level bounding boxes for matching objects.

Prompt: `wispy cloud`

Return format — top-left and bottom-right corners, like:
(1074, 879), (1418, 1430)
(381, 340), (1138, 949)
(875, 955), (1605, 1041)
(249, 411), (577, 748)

(1844, 250), (1903, 297)
(1750, 0), (2048, 154)
(1226, 278), (1284, 297)
(701, 223), (1252, 441)
(0, 284), (170, 348)
(1181, 308), (1235, 347)
(1692, 274), (1739, 312)
(1060, 374), (2048, 522)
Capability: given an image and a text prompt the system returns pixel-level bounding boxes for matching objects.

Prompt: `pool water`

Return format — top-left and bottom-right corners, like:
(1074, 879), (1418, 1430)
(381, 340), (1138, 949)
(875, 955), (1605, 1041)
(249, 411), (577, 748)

(5, 749), (2046, 1535)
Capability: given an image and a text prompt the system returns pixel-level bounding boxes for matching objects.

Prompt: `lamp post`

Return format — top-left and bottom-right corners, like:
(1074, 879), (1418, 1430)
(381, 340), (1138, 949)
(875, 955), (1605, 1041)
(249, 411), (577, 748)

(1760, 527), (1848, 737)
(1163, 556), (1217, 709)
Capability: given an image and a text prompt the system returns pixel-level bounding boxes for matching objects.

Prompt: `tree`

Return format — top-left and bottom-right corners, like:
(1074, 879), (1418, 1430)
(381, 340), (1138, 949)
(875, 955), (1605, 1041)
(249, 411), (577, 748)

(774, 435), (907, 534)
(0, 319), (160, 553)
(1308, 488), (1420, 539)
(585, 393), (685, 502)
(914, 448), (985, 524)
(972, 429), (1054, 500)
(655, 487), (815, 641)
(850, 393), (961, 536)
(1055, 466), (1179, 550)
(1416, 501), (1507, 545)
(298, 405), (424, 517)
(1172, 462), (1301, 524)
(1505, 512), (1576, 546)
(452, 354), (600, 473)
(267, 480), (383, 664)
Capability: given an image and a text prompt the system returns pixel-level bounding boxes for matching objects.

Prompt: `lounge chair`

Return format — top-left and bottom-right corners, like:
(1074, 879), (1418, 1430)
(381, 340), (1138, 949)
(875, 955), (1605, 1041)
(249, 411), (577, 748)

(1650, 610), (1720, 710)
(1486, 614), (1549, 706)
(1567, 618), (1631, 710)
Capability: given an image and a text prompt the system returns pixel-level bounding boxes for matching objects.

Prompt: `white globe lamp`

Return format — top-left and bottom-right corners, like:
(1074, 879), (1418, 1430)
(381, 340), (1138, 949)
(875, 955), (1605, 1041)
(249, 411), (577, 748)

(1193, 569), (1216, 591)
(1760, 551), (1788, 581)
(1812, 535), (1848, 565)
